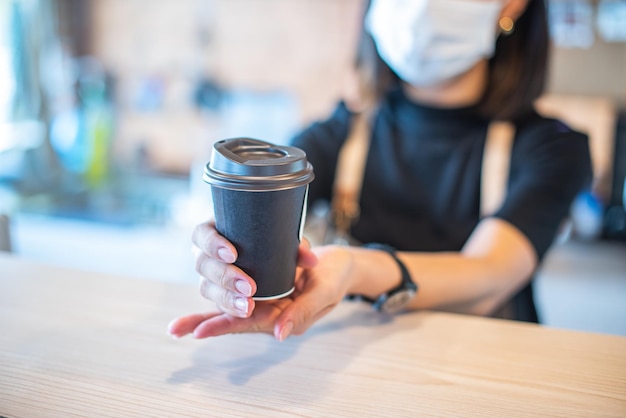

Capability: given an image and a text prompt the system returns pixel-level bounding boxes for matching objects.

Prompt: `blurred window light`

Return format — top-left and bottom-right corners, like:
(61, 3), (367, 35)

(3, 0), (45, 123)
(549, 0), (595, 48)
(0, 120), (44, 153)
(597, 0), (626, 42)
(0, 2), (16, 122)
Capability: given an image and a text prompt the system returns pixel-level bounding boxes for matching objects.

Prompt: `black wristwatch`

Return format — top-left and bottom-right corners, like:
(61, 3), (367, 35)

(354, 243), (418, 314)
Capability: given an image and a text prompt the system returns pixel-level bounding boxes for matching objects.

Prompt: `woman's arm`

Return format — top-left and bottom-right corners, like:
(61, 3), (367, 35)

(347, 217), (537, 316)
(168, 217), (536, 341)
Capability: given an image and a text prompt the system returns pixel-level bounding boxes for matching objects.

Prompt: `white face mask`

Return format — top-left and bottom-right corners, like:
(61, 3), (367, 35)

(365, 0), (504, 87)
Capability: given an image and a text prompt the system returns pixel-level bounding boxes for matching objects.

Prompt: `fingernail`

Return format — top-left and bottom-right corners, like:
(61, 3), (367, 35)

(167, 320), (177, 334)
(279, 321), (293, 342)
(235, 280), (252, 296)
(235, 297), (248, 313)
(167, 325), (180, 339)
(218, 247), (235, 263)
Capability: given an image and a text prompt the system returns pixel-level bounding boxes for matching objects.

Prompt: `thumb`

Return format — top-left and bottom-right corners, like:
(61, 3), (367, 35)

(273, 288), (335, 342)
(297, 237), (318, 269)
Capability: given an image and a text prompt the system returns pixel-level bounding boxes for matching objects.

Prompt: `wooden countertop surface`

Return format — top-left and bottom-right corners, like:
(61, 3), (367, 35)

(1, 253), (625, 417)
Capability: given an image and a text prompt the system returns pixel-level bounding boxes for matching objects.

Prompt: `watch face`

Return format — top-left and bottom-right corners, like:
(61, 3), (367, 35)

(381, 290), (416, 314)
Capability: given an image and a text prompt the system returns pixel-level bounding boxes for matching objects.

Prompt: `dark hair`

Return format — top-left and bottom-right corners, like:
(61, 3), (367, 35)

(481, 0), (549, 120)
(355, 0), (549, 120)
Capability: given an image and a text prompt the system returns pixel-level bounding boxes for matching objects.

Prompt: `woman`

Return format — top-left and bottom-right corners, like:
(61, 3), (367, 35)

(169, 0), (591, 341)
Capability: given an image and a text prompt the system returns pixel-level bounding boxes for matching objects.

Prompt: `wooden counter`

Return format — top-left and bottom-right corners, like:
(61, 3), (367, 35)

(1, 253), (624, 417)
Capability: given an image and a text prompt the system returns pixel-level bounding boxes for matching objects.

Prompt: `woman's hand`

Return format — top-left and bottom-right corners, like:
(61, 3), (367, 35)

(168, 221), (354, 341)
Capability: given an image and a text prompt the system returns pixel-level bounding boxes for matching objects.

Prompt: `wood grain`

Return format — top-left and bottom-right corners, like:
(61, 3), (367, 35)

(1, 253), (625, 417)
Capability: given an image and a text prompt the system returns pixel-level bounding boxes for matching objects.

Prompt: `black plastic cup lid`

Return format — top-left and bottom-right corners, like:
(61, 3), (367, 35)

(203, 138), (315, 191)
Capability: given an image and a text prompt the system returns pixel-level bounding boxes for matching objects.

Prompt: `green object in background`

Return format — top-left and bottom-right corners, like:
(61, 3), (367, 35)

(48, 56), (115, 189)
(84, 106), (112, 188)
(79, 58), (114, 189)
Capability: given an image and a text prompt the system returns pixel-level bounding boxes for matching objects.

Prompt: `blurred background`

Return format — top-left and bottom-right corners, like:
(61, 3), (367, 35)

(0, 0), (625, 335)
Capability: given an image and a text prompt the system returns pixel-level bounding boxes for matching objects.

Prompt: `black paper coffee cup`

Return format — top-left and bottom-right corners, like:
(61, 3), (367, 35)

(203, 138), (315, 300)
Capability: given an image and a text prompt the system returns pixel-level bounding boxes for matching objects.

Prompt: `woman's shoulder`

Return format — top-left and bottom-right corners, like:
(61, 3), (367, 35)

(514, 110), (588, 146)
(512, 110), (591, 163)
(510, 110), (592, 182)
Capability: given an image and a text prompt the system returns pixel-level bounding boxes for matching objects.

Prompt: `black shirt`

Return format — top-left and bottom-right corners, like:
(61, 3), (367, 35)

(292, 88), (592, 322)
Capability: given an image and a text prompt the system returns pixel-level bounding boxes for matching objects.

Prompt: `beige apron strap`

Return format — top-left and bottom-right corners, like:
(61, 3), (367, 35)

(481, 121), (516, 217)
(332, 110), (372, 237)
(481, 121), (517, 320)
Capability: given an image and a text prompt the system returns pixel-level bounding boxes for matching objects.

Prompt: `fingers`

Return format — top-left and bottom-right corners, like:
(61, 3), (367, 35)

(168, 312), (258, 339)
(195, 252), (256, 295)
(199, 275), (255, 318)
(273, 285), (337, 341)
(167, 312), (222, 338)
(192, 301), (289, 338)
(169, 290), (336, 341)
(192, 314), (251, 338)
(192, 221), (237, 263)
(195, 251), (257, 317)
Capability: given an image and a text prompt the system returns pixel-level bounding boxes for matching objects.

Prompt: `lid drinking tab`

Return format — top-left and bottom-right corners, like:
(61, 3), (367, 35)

(203, 138), (315, 191)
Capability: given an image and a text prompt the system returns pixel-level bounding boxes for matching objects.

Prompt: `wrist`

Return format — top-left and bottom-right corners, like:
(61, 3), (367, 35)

(361, 243), (418, 313)
(345, 246), (401, 298)
(314, 244), (357, 295)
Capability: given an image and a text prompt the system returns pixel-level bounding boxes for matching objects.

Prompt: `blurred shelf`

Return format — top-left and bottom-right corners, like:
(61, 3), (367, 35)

(18, 171), (190, 227)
